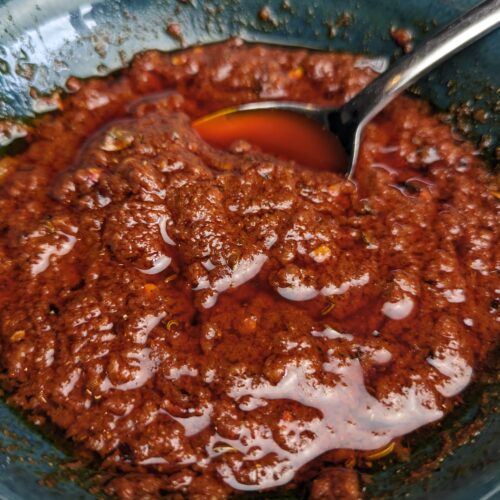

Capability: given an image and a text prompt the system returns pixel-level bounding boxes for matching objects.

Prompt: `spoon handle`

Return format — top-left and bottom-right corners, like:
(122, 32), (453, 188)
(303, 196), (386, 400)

(339, 0), (500, 129)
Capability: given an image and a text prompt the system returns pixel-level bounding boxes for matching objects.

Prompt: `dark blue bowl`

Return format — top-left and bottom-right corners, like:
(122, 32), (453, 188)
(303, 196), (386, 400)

(0, 1), (498, 498)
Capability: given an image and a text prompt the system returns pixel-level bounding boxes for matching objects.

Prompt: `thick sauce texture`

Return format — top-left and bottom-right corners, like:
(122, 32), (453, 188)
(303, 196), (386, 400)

(0, 41), (498, 499)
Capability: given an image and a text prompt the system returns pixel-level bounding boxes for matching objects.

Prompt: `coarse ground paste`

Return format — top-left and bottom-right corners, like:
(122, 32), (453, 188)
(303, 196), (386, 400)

(0, 40), (498, 499)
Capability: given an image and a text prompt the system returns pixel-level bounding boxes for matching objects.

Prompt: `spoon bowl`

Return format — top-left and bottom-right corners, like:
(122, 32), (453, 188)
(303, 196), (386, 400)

(194, 103), (348, 171)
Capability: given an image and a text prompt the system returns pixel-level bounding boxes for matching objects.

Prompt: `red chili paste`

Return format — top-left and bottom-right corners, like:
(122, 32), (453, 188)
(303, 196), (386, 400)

(0, 40), (498, 499)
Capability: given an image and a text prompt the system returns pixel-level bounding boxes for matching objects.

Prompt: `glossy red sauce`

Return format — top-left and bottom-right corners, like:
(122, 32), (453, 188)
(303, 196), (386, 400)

(0, 40), (498, 499)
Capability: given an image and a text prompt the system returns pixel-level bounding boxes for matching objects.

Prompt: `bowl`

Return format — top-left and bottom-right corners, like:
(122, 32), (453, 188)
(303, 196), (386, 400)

(0, 1), (498, 498)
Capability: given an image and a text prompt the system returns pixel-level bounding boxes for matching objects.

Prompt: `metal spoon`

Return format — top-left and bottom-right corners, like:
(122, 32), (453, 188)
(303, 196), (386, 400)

(194, 0), (500, 178)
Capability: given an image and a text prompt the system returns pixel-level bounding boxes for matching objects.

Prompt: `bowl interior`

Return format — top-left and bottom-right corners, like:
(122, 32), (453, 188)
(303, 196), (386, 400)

(0, 0), (498, 498)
